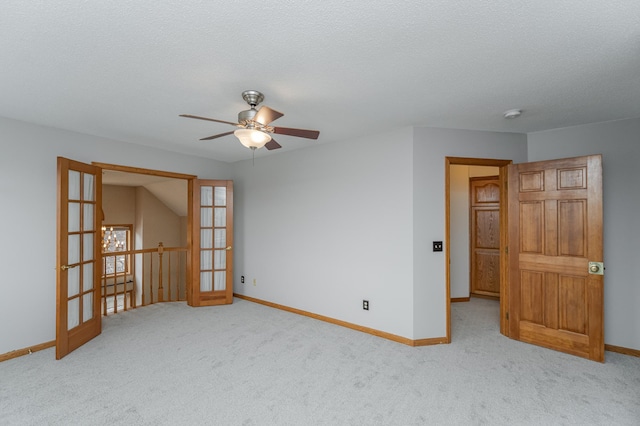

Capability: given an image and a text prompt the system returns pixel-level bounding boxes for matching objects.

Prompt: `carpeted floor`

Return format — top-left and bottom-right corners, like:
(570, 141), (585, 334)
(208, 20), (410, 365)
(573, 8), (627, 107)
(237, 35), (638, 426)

(1, 297), (639, 425)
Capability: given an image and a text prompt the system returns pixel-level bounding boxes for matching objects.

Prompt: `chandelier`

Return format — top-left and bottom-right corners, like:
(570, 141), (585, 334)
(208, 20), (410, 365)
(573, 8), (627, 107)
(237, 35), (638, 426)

(102, 226), (125, 252)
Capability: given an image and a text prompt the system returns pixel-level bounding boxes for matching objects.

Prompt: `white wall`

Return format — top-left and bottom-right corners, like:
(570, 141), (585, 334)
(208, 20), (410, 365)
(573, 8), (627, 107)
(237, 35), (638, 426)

(527, 118), (640, 351)
(0, 117), (230, 355)
(412, 127), (528, 339)
(232, 127), (416, 338)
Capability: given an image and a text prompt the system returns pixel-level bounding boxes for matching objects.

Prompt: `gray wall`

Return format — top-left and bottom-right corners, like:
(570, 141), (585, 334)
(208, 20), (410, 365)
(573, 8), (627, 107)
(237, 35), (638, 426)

(231, 127), (417, 338)
(527, 118), (640, 351)
(412, 127), (528, 338)
(231, 126), (527, 341)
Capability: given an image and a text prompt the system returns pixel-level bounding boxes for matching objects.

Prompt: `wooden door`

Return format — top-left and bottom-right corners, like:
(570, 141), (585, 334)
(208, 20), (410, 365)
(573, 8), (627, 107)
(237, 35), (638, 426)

(56, 157), (102, 359)
(190, 180), (234, 306)
(508, 155), (604, 361)
(470, 176), (500, 298)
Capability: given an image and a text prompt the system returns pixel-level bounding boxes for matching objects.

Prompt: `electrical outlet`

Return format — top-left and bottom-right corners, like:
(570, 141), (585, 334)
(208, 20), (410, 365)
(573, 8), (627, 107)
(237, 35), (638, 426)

(433, 241), (443, 252)
(253, 278), (256, 286)
(241, 276), (245, 283)
(363, 300), (369, 310)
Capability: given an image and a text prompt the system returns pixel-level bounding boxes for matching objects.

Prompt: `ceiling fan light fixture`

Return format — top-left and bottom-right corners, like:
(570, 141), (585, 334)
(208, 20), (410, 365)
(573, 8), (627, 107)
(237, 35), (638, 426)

(234, 128), (272, 149)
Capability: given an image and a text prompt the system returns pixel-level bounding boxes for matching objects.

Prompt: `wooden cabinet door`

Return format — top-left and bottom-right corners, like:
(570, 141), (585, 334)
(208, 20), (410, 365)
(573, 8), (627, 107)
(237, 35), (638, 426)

(470, 176), (500, 298)
(508, 155), (604, 361)
(56, 157), (102, 359)
(190, 180), (234, 306)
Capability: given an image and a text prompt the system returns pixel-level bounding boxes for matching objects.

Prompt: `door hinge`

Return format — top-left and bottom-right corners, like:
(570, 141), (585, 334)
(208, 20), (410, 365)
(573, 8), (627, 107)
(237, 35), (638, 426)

(505, 246), (508, 254)
(505, 312), (509, 320)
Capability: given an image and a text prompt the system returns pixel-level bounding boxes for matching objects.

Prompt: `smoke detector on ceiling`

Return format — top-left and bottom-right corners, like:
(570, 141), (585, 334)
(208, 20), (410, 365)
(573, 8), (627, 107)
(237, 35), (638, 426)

(503, 109), (522, 119)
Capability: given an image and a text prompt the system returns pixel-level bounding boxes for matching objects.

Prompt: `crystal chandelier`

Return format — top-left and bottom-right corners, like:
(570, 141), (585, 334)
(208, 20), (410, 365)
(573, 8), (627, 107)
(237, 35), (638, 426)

(102, 226), (125, 252)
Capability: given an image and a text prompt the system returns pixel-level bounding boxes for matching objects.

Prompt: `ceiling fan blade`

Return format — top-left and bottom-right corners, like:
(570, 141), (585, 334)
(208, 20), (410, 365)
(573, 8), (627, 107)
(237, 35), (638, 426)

(265, 139), (282, 150)
(180, 114), (239, 127)
(199, 131), (235, 141)
(273, 127), (320, 140)
(253, 106), (284, 125)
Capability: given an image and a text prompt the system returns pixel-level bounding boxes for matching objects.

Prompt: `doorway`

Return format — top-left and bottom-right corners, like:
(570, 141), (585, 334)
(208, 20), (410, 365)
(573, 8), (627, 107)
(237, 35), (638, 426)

(445, 157), (512, 342)
(99, 165), (191, 310)
(57, 159), (235, 358)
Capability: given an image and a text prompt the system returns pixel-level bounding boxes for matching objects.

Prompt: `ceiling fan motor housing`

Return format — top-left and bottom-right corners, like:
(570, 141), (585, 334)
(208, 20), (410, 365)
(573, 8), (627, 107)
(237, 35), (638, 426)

(238, 108), (257, 125)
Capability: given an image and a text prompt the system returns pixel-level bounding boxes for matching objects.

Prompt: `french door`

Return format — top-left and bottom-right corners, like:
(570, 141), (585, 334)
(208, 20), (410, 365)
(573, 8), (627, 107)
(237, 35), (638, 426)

(56, 162), (235, 357)
(508, 155), (604, 361)
(56, 157), (102, 359)
(190, 180), (234, 306)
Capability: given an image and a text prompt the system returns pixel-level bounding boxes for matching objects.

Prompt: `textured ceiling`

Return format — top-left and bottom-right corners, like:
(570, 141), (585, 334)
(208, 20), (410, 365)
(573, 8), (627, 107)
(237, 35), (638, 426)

(1, 1), (639, 162)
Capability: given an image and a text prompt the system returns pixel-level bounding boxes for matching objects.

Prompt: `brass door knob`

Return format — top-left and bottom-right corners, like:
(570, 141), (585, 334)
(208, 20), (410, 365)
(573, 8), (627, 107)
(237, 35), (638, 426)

(588, 261), (604, 275)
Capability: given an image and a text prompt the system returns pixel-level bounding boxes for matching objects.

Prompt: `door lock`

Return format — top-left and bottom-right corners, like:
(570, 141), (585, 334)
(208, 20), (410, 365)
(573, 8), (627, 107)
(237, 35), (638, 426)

(588, 261), (604, 275)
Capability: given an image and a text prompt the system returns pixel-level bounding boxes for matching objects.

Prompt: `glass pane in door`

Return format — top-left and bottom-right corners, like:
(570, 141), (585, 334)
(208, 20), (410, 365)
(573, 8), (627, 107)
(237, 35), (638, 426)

(200, 271), (213, 291)
(83, 293), (93, 322)
(83, 173), (95, 201)
(201, 250), (212, 270)
(68, 266), (80, 296)
(214, 187), (226, 206)
(83, 263), (93, 292)
(68, 203), (80, 232)
(214, 250), (226, 269)
(68, 171), (80, 200)
(68, 298), (80, 330)
(214, 229), (226, 248)
(214, 271), (226, 290)
(201, 207), (213, 227)
(201, 186), (213, 206)
(201, 229), (213, 249)
(214, 208), (226, 226)
(83, 204), (94, 231)
(83, 233), (93, 261)
(68, 234), (80, 264)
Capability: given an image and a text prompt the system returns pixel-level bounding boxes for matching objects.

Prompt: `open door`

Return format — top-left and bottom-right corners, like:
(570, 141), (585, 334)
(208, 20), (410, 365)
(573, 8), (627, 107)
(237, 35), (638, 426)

(56, 157), (102, 359)
(508, 154), (604, 361)
(190, 180), (234, 306)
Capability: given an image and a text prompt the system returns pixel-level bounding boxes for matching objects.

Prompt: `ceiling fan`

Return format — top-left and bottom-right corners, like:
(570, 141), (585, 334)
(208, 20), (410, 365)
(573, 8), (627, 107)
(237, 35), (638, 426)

(180, 90), (320, 151)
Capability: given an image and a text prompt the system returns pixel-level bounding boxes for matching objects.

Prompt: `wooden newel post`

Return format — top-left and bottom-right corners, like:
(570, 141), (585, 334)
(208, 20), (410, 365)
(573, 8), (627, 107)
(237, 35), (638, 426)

(158, 242), (164, 302)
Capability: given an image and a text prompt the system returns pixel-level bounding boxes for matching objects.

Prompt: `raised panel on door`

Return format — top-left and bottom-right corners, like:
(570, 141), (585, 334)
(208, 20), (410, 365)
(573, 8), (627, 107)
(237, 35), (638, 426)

(190, 180), (233, 306)
(56, 157), (102, 359)
(508, 155), (603, 361)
